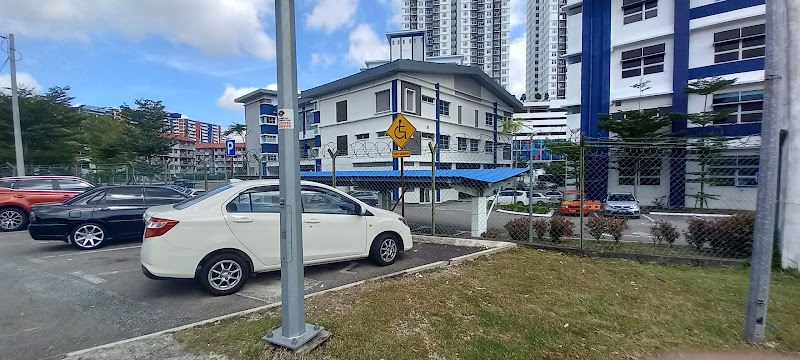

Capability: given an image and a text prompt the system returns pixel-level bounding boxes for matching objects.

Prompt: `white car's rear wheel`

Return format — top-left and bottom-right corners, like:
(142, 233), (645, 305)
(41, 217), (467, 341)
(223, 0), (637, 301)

(199, 253), (250, 296)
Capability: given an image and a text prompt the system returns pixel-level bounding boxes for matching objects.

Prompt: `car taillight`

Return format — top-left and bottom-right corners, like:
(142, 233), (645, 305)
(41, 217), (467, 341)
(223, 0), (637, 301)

(144, 217), (179, 238)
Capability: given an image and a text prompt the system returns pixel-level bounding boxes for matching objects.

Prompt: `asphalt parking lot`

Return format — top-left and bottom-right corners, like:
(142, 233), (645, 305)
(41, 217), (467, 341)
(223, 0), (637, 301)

(0, 231), (480, 360)
(402, 201), (695, 245)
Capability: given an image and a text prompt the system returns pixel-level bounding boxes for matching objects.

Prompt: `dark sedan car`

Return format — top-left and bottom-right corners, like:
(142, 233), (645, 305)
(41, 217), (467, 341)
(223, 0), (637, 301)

(28, 185), (189, 250)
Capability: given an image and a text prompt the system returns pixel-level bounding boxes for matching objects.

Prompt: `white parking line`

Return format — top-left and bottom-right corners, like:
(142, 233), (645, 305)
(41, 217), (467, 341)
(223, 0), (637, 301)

(642, 214), (655, 222)
(41, 245), (141, 259)
(97, 269), (139, 276)
(71, 271), (107, 285)
(338, 261), (358, 274)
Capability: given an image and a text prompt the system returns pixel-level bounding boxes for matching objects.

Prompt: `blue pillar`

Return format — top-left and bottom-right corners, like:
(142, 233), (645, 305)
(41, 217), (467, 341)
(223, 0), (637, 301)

(581, 0), (611, 201)
(670, 0), (691, 208)
(493, 102), (498, 164)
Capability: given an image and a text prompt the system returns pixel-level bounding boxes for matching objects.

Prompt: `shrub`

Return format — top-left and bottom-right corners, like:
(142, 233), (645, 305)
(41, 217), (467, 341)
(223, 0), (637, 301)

(481, 227), (503, 239)
(503, 218), (529, 242)
(497, 204), (552, 214)
(585, 215), (608, 240)
(685, 217), (714, 250)
(606, 218), (629, 243)
(709, 212), (755, 258)
(650, 219), (679, 246)
(549, 216), (574, 242)
(533, 219), (548, 241)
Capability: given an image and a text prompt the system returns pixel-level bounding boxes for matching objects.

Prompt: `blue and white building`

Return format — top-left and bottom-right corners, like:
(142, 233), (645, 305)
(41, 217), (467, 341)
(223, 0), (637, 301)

(564, 0), (765, 209)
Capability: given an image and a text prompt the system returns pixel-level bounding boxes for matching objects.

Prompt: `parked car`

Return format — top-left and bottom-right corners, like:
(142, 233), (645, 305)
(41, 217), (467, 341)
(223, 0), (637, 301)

(28, 185), (189, 249)
(491, 190), (551, 206)
(559, 190), (602, 216)
(348, 190), (379, 206)
(140, 180), (413, 296)
(0, 176), (94, 232)
(168, 185), (205, 197)
(544, 191), (563, 202)
(603, 192), (641, 218)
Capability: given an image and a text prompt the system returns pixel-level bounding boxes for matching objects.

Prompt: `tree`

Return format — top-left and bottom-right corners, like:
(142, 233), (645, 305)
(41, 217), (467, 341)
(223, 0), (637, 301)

(82, 115), (131, 164)
(543, 93), (550, 101)
(519, 93), (527, 101)
(534, 92), (542, 101)
(0, 86), (87, 167)
(223, 123), (248, 138)
(679, 77), (738, 209)
(544, 140), (583, 189)
(119, 99), (173, 180)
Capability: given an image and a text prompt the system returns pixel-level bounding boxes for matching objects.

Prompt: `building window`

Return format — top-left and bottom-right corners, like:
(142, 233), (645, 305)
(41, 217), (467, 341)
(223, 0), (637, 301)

(375, 90), (391, 113)
(259, 115), (277, 125)
(336, 135), (348, 155)
(711, 89), (764, 124)
(709, 155), (759, 187)
(421, 95), (435, 103)
(618, 158), (661, 186)
(309, 124), (319, 135)
(356, 133), (369, 140)
(404, 89), (416, 113)
(457, 105), (462, 124)
(264, 153), (278, 162)
(420, 132), (434, 139)
(439, 100), (451, 116)
(439, 135), (450, 150)
(457, 137), (468, 151)
(484, 141), (494, 153)
(713, 24), (766, 64)
(260, 134), (278, 144)
(336, 100), (347, 122)
(469, 139), (480, 152)
(621, 43), (665, 78)
(485, 112), (495, 126)
(376, 131), (388, 137)
(474, 110), (479, 127)
(622, 0), (657, 24)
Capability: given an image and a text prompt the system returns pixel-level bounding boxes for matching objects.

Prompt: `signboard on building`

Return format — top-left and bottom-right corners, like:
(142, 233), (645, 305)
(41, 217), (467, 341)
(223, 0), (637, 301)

(387, 114), (416, 148)
(225, 139), (236, 157)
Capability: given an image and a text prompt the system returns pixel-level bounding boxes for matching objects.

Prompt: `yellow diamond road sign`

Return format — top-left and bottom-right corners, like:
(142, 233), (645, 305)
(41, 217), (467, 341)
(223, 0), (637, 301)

(387, 113), (417, 148)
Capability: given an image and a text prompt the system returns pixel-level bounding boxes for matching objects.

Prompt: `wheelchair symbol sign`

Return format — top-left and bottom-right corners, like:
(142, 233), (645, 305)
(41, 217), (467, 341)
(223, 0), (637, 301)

(387, 114), (416, 148)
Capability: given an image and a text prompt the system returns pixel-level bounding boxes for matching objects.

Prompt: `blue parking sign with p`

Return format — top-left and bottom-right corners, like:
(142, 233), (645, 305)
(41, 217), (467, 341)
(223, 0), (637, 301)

(225, 139), (236, 157)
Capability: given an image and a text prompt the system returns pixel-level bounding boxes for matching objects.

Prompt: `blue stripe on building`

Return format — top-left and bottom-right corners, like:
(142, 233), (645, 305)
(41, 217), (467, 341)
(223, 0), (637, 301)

(670, 0), (692, 208)
(687, 58), (765, 79)
(581, 0), (611, 201)
(261, 144), (278, 153)
(690, 0), (764, 19)
(261, 124), (278, 135)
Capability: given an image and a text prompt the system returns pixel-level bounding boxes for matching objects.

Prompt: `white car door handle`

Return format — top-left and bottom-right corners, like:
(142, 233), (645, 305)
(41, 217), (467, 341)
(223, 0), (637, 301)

(304, 218), (321, 224)
(232, 217), (254, 223)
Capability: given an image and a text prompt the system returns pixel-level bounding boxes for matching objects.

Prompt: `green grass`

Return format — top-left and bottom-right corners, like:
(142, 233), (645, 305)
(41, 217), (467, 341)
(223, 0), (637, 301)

(175, 248), (800, 360)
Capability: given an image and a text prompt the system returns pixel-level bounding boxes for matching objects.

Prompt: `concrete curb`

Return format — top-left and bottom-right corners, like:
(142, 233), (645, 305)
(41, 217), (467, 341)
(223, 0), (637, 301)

(649, 211), (732, 218)
(495, 208), (555, 217)
(64, 236), (516, 358)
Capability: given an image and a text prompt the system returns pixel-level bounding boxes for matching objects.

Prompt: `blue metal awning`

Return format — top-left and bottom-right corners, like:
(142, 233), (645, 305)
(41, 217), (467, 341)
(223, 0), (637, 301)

(298, 168), (527, 187)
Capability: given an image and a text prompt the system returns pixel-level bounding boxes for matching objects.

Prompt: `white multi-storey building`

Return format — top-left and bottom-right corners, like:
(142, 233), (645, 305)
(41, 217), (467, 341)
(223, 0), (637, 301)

(526, 0), (568, 99)
(400, 0), (511, 88)
(564, 0), (765, 210)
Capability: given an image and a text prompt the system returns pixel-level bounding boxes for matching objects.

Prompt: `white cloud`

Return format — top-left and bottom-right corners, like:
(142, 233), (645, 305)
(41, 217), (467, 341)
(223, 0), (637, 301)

(0, 72), (41, 94)
(0, 0), (277, 60)
(382, 0), (403, 26)
(346, 24), (389, 67)
(216, 83), (277, 112)
(509, 0), (526, 29)
(310, 52), (336, 67)
(508, 35), (526, 97)
(305, 0), (358, 33)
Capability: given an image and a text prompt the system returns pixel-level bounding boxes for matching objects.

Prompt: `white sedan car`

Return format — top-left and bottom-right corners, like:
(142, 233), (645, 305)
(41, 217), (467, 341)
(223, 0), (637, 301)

(140, 180), (413, 296)
(491, 190), (551, 206)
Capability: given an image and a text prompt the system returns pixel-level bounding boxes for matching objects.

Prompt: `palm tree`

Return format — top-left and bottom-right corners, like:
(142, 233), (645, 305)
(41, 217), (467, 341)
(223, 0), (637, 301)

(223, 123), (248, 138)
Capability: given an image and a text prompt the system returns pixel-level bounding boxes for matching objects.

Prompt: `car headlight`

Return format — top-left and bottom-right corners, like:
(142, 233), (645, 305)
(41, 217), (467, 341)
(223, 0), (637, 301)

(398, 217), (409, 227)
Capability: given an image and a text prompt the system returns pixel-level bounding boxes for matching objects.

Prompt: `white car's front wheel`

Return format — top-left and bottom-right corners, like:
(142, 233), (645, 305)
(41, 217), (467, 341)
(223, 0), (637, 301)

(198, 253), (250, 296)
(369, 234), (399, 266)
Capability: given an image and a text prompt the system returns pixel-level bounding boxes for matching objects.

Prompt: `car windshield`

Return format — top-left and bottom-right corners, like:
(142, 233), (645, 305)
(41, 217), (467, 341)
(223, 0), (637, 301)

(173, 185), (232, 210)
(608, 194), (636, 202)
(563, 193), (581, 201)
(63, 188), (104, 205)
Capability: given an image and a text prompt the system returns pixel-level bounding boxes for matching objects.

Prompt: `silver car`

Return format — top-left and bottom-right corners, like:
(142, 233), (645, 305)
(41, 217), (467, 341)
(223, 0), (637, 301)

(603, 193), (641, 218)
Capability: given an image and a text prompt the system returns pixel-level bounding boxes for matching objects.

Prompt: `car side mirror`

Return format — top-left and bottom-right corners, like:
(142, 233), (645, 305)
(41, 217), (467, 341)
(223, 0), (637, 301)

(359, 204), (367, 216)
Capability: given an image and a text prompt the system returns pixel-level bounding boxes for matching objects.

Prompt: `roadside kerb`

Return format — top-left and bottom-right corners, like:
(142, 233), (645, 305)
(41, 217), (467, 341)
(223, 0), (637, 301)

(494, 208), (555, 217)
(63, 236), (516, 358)
(649, 212), (732, 218)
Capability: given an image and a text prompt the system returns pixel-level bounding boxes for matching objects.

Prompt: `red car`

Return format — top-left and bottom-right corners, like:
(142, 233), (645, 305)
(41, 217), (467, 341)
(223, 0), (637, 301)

(0, 176), (94, 232)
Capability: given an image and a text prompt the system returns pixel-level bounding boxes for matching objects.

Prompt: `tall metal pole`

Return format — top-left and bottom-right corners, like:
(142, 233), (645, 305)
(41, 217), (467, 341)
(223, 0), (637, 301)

(579, 133), (585, 250)
(263, 0), (322, 350)
(744, 0), (785, 343)
(528, 131), (534, 244)
(8, 34), (24, 176)
(400, 157), (405, 217)
(429, 143), (436, 235)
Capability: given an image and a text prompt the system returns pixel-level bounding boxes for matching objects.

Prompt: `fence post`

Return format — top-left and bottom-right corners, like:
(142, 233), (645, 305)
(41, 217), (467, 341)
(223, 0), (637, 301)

(429, 142), (437, 236)
(327, 149), (337, 188)
(579, 133), (585, 250)
(528, 132), (534, 244)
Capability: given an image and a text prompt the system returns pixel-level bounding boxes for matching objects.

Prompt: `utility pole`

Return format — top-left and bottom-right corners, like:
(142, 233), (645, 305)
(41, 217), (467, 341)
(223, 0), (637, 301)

(744, 0), (787, 343)
(263, 0), (325, 351)
(8, 34), (24, 176)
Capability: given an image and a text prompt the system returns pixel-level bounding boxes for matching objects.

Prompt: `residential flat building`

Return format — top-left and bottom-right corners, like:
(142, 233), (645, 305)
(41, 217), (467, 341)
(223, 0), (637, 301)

(512, 100), (571, 163)
(76, 104), (119, 117)
(399, 0), (511, 88)
(161, 135), (196, 177)
(195, 142), (249, 176)
(236, 59), (523, 203)
(162, 113), (222, 144)
(526, 0), (568, 99)
(565, 0), (765, 209)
